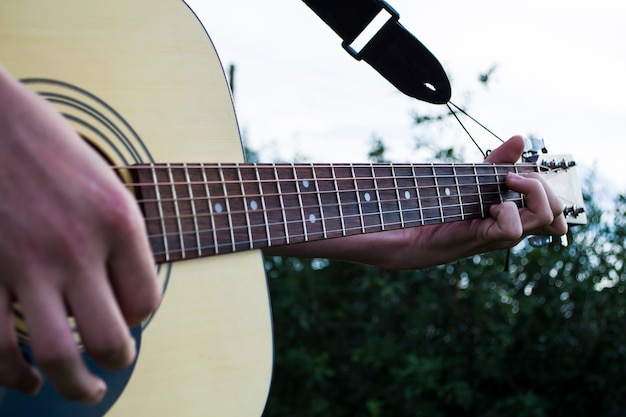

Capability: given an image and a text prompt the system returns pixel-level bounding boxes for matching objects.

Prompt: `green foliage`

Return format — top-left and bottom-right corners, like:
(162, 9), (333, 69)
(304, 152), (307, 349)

(263, 189), (626, 417)
(256, 64), (623, 417)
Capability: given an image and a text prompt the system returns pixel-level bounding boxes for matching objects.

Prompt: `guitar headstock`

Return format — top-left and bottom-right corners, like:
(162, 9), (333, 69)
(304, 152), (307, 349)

(536, 154), (587, 225)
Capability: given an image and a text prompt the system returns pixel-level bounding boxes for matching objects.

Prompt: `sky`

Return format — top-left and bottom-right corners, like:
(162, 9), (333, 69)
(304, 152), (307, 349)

(186, 0), (626, 194)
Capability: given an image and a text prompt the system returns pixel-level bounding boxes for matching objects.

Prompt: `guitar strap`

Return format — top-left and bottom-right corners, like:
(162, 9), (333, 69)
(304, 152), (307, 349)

(302, 0), (451, 104)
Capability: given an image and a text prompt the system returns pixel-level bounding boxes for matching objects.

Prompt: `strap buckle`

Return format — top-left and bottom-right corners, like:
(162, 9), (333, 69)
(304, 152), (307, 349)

(341, 0), (399, 60)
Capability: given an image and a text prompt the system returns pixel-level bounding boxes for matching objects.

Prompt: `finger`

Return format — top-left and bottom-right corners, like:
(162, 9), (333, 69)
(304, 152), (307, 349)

(66, 267), (136, 372)
(505, 172), (555, 234)
(525, 173), (569, 236)
(486, 201), (524, 242)
(540, 213), (569, 237)
(484, 135), (525, 164)
(19, 284), (106, 403)
(0, 289), (41, 394)
(107, 211), (161, 327)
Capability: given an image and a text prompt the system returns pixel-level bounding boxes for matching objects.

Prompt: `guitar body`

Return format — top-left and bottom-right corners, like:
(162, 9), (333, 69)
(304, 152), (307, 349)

(0, 1), (273, 416)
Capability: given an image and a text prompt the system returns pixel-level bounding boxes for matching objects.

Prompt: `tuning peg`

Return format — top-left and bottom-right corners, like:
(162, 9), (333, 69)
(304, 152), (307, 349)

(528, 235), (552, 247)
(541, 159), (577, 170)
(564, 205), (585, 218)
(528, 234), (569, 248)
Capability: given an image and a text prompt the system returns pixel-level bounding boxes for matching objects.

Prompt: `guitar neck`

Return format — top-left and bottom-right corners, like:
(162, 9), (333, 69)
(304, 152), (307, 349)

(129, 162), (537, 263)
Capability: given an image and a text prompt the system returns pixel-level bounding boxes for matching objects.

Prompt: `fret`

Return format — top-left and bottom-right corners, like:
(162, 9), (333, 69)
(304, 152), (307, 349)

(352, 164), (383, 233)
(222, 164), (254, 252)
(236, 165), (254, 250)
(150, 165), (170, 261)
(274, 165), (306, 244)
(411, 165), (425, 226)
(172, 165), (205, 259)
(273, 165), (291, 244)
(431, 163), (445, 224)
(295, 165), (326, 241)
(473, 164), (486, 218)
(434, 164), (463, 223)
(496, 165), (505, 204)
(167, 164), (186, 259)
(370, 164), (385, 230)
(309, 164), (328, 239)
(293, 166), (309, 241)
(414, 165), (441, 225)
(374, 164), (401, 230)
(253, 164), (272, 248)
(218, 164), (237, 253)
(276, 164), (306, 243)
(391, 165), (405, 228)
(496, 164), (523, 208)
(314, 165), (343, 239)
(452, 165), (465, 220)
(350, 164), (369, 233)
(394, 165), (420, 226)
(332, 165), (349, 236)
(513, 164), (526, 209)
(151, 166), (182, 260)
(452, 164), (480, 220)
(475, 164), (502, 213)
(184, 163), (203, 257)
(256, 165), (287, 247)
(201, 165), (220, 255)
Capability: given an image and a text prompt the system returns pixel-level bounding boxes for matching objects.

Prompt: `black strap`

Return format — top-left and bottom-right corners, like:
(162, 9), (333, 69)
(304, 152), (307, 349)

(302, 0), (451, 104)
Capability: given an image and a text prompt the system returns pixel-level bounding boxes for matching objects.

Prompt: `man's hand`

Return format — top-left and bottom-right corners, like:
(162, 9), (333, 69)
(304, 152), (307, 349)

(267, 135), (568, 270)
(401, 135), (568, 267)
(0, 66), (160, 402)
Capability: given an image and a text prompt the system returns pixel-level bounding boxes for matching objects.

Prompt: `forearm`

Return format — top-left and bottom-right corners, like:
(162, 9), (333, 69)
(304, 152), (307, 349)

(264, 171), (568, 270)
(264, 230), (409, 269)
(263, 227), (464, 270)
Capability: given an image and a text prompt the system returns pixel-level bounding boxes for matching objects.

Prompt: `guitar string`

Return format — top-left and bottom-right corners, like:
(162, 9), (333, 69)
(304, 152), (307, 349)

(125, 166), (545, 222)
(132, 174), (523, 216)
(140, 190), (525, 254)
(146, 199), (524, 245)
(140, 190), (522, 234)
(116, 162), (549, 172)
(116, 161), (556, 257)
(131, 176), (526, 205)
(124, 165), (541, 225)
(120, 163), (542, 205)
(137, 186), (521, 225)
(146, 197), (526, 259)
(126, 167), (538, 188)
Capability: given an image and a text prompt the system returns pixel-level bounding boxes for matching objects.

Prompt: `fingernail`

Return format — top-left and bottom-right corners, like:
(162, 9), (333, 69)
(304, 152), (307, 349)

(85, 379), (107, 404)
(507, 172), (524, 180)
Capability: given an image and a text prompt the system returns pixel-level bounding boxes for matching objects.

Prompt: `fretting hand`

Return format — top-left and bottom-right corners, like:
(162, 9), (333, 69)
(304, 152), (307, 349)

(268, 135), (568, 269)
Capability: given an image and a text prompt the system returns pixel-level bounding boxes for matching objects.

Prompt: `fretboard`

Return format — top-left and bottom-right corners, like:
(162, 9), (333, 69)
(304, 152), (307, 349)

(129, 162), (536, 263)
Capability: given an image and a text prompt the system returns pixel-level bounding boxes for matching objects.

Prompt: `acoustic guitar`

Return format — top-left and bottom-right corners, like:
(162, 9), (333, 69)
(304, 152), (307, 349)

(0, 1), (586, 416)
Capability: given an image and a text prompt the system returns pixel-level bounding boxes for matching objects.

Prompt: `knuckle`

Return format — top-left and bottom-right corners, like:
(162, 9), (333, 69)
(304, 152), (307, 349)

(96, 189), (143, 239)
(34, 344), (75, 374)
(125, 294), (160, 326)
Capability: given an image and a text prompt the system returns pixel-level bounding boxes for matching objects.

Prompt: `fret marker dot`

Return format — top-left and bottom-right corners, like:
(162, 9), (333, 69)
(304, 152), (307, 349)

(404, 190), (411, 199)
(445, 187), (451, 196)
(214, 203), (223, 213)
(302, 180), (310, 189)
(250, 200), (259, 210)
(364, 192), (371, 202)
(309, 213), (316, 224)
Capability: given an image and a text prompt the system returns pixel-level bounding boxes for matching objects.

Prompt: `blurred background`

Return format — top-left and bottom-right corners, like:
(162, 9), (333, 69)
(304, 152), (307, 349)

(187, 2), (626, 416)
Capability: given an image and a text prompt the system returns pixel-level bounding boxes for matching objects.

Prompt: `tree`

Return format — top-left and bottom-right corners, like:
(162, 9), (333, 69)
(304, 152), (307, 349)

(261, 133), (626, 416)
